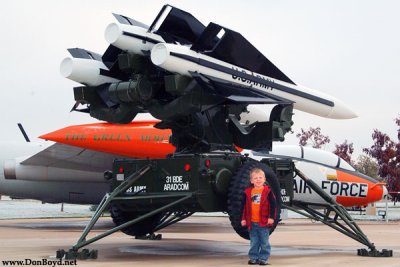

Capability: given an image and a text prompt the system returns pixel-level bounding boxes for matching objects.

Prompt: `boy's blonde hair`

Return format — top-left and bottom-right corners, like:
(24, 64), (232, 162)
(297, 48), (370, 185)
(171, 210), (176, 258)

(249, 168), (265, 179)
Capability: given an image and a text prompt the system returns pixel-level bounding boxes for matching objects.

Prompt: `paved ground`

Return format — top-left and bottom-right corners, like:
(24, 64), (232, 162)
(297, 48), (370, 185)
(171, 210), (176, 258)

(0, 216), (398, 267)
(1, 197), (400, 220)
(0, 197), (94, 219)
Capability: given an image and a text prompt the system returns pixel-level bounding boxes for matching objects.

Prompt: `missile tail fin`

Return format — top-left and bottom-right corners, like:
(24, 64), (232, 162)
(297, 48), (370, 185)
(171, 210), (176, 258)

(67, 48), (103, 61)
(191, 23), (296, 85)
(150, 5), (206, 45)
(112, 13), (148, 29)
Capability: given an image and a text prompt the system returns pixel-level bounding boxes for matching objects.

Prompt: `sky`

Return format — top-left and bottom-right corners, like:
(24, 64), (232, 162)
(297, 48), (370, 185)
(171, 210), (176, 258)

(0, 0), (399, 157)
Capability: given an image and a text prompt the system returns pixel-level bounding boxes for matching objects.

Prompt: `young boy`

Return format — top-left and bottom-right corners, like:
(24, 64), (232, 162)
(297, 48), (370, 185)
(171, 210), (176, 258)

(241, 168), (276, 265)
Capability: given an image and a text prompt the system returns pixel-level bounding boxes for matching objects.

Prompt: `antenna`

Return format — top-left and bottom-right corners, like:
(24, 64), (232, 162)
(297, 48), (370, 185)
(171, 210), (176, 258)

(17, 123), (31, 142)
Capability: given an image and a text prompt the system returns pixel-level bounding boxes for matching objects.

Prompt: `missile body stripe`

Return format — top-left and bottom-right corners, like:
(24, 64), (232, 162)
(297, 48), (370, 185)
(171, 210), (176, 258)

(169, 52), (335, 107)
(122, 31), (161, 44)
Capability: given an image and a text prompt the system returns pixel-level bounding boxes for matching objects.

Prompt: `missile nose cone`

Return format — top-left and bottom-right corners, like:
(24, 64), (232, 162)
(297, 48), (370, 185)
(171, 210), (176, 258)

(39, 131), (60, 142)
(328, 99), (358, 119)
(39, 127), (70, 142)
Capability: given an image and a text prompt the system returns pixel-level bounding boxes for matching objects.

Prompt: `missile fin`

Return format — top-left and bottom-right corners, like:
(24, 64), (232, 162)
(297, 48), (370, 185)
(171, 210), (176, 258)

(191, 23), (296, 85)
(67, 48), (103, 61)
(101, 45), (130, 80)
(102, 45), (124, 68)
(17, 123), (30, 143)
(150, 5), (205, 45)
(112, 13), (149, 29)
(70, 102), (90, 113)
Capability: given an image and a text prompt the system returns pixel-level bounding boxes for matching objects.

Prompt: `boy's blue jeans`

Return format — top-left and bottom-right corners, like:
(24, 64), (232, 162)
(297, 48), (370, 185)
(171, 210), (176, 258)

(249, 222), (271, 261)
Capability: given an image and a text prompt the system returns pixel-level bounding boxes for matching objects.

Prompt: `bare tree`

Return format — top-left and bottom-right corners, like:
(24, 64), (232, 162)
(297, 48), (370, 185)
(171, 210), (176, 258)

(296, 127), (330, 148)
(333, 140), (354, 164)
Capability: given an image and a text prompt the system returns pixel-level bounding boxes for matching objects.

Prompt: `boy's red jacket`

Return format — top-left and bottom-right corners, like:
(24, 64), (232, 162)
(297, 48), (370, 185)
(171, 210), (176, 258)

(242, 185), (277, 230)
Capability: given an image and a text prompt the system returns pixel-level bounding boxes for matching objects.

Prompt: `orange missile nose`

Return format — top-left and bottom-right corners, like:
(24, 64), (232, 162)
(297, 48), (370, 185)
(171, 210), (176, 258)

(38, 121), (175, 159)
(370, 182), (389, 201)
(369, 182), (387, 203)
(336, 170), (385, 207)
(39, 127), (73, 142)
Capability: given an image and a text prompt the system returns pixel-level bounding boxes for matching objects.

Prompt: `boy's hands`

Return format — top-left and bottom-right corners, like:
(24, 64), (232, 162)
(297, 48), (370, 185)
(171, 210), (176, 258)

(241, 219), (274, 227)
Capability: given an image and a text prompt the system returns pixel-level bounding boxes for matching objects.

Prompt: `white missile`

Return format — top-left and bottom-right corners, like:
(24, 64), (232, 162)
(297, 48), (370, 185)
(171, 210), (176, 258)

(60, 57), (120, 86)
(150, 43), (357, 119)
(104, 23), (165, 56)
(248, 145), (355, 171)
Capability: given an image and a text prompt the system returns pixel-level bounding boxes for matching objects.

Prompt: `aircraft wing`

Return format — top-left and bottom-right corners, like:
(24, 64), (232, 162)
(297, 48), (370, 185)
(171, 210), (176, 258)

(20, 143), (123, 173)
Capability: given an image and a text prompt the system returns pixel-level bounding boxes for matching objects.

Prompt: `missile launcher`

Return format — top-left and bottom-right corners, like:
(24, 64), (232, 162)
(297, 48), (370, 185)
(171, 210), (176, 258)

(62, 5), (356, 153)
(55, 5), (391, 260)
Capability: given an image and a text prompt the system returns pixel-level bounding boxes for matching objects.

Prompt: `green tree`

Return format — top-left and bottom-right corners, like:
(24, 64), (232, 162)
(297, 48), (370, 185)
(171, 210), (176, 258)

(353, 155), (379, 180)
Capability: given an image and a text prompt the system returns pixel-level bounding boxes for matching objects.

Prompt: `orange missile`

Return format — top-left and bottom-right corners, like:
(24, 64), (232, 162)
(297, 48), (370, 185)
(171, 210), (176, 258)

(39, 121), (175, 158)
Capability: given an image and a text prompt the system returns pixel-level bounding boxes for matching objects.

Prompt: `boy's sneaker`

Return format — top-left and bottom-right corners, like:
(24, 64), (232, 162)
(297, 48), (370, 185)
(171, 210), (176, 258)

(248, 259), (259, 265)
(258, 260), (270, 265)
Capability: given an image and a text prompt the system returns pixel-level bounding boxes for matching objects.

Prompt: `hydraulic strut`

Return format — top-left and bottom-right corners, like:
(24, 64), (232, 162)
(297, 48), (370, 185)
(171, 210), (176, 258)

(56, 164), (193, 260)
(284, 168), (392, 257)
